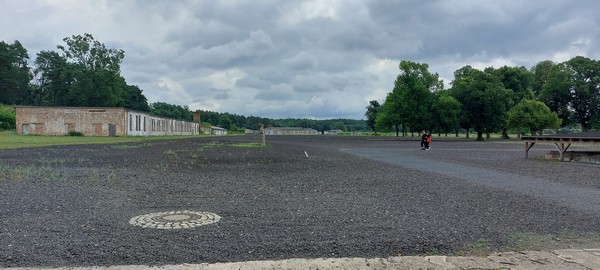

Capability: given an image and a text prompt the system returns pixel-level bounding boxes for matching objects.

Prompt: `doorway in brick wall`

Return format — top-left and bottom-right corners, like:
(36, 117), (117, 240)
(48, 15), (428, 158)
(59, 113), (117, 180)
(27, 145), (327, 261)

(109, 124), (116, 137)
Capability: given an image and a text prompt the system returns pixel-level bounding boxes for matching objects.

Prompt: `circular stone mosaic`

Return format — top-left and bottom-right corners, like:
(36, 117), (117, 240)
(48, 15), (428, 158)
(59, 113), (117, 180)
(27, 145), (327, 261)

(129, 210), (221, 229)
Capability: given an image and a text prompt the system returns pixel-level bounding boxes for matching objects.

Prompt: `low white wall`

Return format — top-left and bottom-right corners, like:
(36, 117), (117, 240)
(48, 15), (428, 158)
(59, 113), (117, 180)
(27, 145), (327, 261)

(126, 111), (199, 136)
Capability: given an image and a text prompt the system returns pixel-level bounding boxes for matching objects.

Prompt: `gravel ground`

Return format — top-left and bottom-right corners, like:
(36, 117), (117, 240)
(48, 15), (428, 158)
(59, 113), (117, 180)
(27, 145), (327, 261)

(1, 135), (599, 268)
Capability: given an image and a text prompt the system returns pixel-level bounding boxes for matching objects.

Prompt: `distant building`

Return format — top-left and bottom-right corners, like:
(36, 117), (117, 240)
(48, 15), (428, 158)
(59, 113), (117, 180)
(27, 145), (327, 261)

(264, 127), (318, 135)
(15, 106), (199, 137)
(200, 125), (228, 135)
(324, 129), (344, 135)
(210, 126), (228, 135)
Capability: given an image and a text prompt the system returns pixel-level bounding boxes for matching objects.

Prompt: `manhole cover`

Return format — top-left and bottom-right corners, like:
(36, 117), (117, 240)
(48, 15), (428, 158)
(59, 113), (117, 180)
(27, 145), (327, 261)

(129, 210), (221, 229)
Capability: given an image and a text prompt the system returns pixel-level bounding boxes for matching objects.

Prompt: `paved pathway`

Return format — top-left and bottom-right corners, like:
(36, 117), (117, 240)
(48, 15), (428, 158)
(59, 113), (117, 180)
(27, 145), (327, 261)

(4, 249), (600, 269)
(344, 148), (600, 215)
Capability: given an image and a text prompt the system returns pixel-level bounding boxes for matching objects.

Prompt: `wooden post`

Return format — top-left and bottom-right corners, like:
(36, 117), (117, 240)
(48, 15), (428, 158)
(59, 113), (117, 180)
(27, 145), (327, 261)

(554, 142), (572, 162)
(525, 141), (536, 159)
(259, 123), (265, 145)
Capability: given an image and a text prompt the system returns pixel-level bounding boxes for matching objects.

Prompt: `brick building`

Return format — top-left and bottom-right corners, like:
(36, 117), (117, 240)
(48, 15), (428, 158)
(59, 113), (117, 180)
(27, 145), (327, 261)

(15, 107), (199, 137)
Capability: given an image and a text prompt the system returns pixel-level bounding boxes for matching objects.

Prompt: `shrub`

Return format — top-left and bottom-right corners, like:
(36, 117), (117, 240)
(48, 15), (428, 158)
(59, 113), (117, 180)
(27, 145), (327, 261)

(68, 131), (84, 136)
(0, 110), (16, 130)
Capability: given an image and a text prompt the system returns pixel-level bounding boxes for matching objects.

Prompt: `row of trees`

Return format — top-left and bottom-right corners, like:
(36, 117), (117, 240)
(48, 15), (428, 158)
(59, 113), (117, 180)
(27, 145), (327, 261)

(1, 34), (150, 111)
(1, 34), (367, 133)
(367, 58), (600, 140)
(200, 110), (366, 132)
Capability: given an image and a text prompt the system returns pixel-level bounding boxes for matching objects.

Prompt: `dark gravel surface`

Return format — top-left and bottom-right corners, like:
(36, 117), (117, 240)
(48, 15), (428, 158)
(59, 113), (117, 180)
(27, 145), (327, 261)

(1, 135), (599, 267)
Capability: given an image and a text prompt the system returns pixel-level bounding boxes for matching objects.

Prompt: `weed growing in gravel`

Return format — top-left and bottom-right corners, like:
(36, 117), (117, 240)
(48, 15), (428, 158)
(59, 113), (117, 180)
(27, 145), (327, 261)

(38, 157), (91, 167)
(111, 143), (155, 150)
(509, 231), (600, 251)
(0, 165), (33, 183)
(82, 168), (120, 187)
(454, 238), (493, 257)
(163, 149), (177, 155)
(229, 143), (269, 148)
(424, 247), (441, 256)
(107, 170), (118, 186)
(155, 163), (169, 171)
(87, 169), (101, 187)
(200, 141), (223, 149)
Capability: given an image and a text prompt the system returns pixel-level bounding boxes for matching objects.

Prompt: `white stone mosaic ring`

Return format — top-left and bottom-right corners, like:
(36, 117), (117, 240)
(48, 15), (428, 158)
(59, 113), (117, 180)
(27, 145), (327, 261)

(129, 210), (221, 229)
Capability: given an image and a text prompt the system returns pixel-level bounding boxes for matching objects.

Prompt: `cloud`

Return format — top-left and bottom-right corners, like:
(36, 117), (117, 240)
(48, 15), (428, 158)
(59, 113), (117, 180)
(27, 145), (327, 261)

(175, 30), (278, 68)
(1, 0), (599, 120)
(157, 76), (190, 102)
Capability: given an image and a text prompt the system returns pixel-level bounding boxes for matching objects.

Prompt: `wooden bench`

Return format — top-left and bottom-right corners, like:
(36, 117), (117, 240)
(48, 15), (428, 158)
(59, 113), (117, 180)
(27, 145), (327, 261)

(522, 132), (600, 161)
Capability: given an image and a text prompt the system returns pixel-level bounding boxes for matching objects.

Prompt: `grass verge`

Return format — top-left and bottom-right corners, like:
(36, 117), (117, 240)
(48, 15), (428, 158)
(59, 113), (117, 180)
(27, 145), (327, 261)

(0, 131), (206, 150)
(451, 231), (600, 257)
(509, 231), (600, 251)
(229, 142), (269, 148)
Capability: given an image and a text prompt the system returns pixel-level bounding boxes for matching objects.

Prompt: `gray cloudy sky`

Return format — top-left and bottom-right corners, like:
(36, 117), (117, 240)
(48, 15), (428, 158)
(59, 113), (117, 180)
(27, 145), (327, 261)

(1, 0), (599, 119)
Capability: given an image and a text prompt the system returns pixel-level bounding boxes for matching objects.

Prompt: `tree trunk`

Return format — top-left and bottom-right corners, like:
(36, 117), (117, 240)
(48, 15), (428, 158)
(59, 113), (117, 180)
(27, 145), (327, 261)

(486, 132), (491, 140)
(476, 131), (484, 141)
(466, 128), (470, 139)
(502, 128), (509, 139)
(395, 124), (400, 137)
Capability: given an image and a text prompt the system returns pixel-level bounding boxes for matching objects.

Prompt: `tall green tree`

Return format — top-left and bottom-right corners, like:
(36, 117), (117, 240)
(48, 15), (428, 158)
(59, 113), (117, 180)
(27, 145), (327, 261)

(57, 33), (124, 73)
(0, 41), (32, 104)
(495, 65), (533, 103)
(508, 99), (561, 136)
(450, 66), (512, 140)
(331, 121), (347, 131)
(66, 69), (126, 107)
(564, 56), (600, 131)
(124, 85), (150, 112)
(397, 61), (442, 132)
(376, 61), (442, 136)
(433, 91), (461, 136)
(531, 60), (556, 97)
(492, 66), (533, 138)
(41, 33), (132, 108)
(219, 114), (232, 129)
(449, 65), (478, 138)
(150, 102), (193, 121)
(365, 100), (380, 133)
(33, 50), (75, 106)
(533, 60), (573, 127)
(375, 91), (402, 135)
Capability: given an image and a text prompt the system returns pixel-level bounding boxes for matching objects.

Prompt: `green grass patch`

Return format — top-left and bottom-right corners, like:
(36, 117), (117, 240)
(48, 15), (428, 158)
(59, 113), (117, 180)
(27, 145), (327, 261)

(229, 142), (268, 148)
(453, 231), (600, 257)
(110, 143), (156, 150)
(509, 231), (600, 251)
(198, 141), (224, 149)
(0, 131), (202, 150)
(0, 165), (33, 183)
(163, 149), (177, 155)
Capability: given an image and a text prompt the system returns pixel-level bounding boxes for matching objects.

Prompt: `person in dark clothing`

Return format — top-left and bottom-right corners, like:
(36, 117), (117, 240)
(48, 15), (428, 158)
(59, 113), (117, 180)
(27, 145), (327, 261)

(420, 130), (427, 150)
